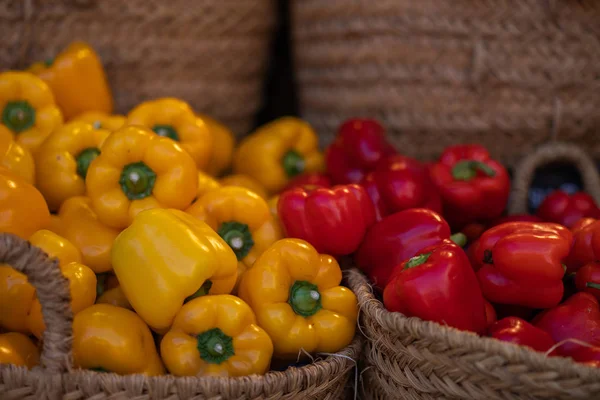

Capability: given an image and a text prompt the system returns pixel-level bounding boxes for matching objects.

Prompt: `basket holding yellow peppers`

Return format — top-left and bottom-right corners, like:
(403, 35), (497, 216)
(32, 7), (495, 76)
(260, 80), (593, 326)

(0, 41), (358, 378)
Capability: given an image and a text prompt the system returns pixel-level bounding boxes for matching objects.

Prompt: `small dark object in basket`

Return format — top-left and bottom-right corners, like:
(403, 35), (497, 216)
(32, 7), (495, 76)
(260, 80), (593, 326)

(528, 163), (584, 213)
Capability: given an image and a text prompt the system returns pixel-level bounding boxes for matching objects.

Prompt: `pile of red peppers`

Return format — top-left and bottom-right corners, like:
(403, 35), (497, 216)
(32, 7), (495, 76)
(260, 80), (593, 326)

(276, 117), (600, 369)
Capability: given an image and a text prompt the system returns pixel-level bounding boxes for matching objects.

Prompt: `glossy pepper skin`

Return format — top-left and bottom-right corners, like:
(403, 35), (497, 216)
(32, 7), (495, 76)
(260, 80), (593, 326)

(195, 171), (221, 199)
(383, 240), (487, 334)
(86, 125), (198, 229)
(238, 239), (357, 359)
(362, 155), (442, 221)
(28, 41), (113, 119)
(283, 172), (331, 191)
(488, 317), (556, 353)
(278, 184), (375, 256)
(0, 167), (50, 239)
(565, 218), (600, 273)
(72, 111), (126, 132)
(0, 332), (39, 368)
(471, 222), (572, 308)
(429, 144), (510, 229)
(575, 262), (600, 300)
(161, 294), (273, 377)
(73, 304), (164, 375)
(127, 98), (213, 171)
(537, 190), (600, 228)
(355, 208), (459, 289)
(233, 117), (324, 194)
(220, 174), (268, 199)
(484, 300), (497, 327)
(534, 292), (600, 357)
(53, 196), (120, 273)
(111, 208), (238, 332)
(0, 71), (63, 154)
(325, 118), (396, 184)
(35, 121), (111, 211)
(197, 113), (235, 177)
(186, 186), (282, 287)
(0, 124), (35, 184)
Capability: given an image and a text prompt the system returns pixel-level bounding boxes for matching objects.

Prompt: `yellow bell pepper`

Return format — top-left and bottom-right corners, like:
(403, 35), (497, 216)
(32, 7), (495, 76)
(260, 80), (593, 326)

(0, 124), (35, 184)
(196, 170), (221, 200)
(28, 41), (113, 119)
(127, 98), (213, 171)
(72, 304), (164, 375)
(233, 117), (324, 194)
(35, 121), (111, 211)
(85, 125), (198, 229)
(185, 186), (283, 288)
(111, 208), (238, 332)
(95, 273), (133, 310)
(0, 71), (63, 154)
(161, 294), (272, 377)
(71, 111), (126, 132)
(0, 167), (50, 239)
(220, 174), (268, 200)
(0, 230), (96, 337)
(54, 196), (120, 273)
(267, 195), (279, 219)
(0, 332), (40, 368)
(239, 238), (357, 359)
(197, 114), (235, 177)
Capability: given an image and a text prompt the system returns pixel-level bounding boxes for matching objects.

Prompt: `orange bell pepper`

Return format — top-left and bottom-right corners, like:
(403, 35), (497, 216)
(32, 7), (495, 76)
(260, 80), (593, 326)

(0, 124), (35, 184)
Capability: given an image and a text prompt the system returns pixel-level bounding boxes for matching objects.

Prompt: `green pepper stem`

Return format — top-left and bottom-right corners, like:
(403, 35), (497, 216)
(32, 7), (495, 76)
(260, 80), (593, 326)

(451, 160), (496, 181)
(2, 101), (36, 133)
(119, 162), (157, 200)
(404, 252), (432, 269)
(76, 147), (101, 179)
(449, 232), (468, 248)
(152, 124), (180, 141)
(196, 327), (235, 364)
(288, 280), (322, 317)
(217, 221), (254, 260)
(282, 150), (305, 178)
(586, 282), (600, 290)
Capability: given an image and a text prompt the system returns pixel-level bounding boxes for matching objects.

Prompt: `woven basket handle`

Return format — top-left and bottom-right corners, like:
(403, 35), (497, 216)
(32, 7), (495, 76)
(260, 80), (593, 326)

(0, 233), (73, 374)
(508, 142), (600, 215)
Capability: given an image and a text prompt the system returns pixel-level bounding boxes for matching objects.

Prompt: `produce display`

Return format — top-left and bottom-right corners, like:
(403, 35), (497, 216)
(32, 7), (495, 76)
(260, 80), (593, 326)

(1, 40), (600, 382)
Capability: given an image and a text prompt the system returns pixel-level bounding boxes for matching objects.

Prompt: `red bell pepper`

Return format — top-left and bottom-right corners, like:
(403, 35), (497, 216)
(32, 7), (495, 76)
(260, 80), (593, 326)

(355, 208), (464, 288)
(565, 218), (600, 273)
(461, 223), (487, 243)
(383, 239), (487, 334)
(536, 190), (600, 228)
(277, 184), (375, 256)
(428, 144), (510, 230)
(283, 172), (331, 191)
(361, 155), (442, 221)
(488, 214), (544, 227)
(569, 346), (600, 368)
(484, 300), (497, 328)
(488, 317), (556, 353)
(575, 262), (600, 300)
(471, 222), (572, 308)
(534, 292), (600, 357)
(325, 118), (396, 185)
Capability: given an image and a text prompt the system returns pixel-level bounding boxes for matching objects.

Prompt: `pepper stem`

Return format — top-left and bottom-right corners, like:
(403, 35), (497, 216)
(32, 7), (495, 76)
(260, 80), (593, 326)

(185, 280), (213, 302)
(44, 58), (54, 67)
(450, 232), (468, 247)
(2, 101), (36, 133)
(76, 147), (101, 179)
(586, 282), (600, 290)
(196, 327), (235, 364)
(405, 252), (432, 269)
(282, 150), (305, 178)
(119, 162), (157, 200)
(152, 124), (180, 141)
(451, 160), (496, 181)
(217, 221), (254, 260)
(288, 280), (322, 317)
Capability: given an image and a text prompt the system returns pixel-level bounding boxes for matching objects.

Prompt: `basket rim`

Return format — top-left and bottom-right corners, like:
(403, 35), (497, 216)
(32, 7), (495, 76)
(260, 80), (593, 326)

(347, 267), (600, 380)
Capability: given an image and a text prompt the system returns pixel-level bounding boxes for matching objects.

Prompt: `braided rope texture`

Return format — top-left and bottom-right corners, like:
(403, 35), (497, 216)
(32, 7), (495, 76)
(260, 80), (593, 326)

(0, 0), (277, 137)
(291, 0), (600, 168)
(347, 269), (600, 399)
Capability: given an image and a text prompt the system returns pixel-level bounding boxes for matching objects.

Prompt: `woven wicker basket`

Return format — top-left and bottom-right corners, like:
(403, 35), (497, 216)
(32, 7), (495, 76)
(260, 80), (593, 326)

(0, 0), (277, 136)
(291, 0), (600, 168)
(0, 233), (361, 400)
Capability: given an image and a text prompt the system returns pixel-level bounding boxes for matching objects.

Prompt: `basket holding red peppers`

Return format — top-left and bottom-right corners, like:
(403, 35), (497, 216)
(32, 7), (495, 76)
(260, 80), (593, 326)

(275, 117), (600, 370)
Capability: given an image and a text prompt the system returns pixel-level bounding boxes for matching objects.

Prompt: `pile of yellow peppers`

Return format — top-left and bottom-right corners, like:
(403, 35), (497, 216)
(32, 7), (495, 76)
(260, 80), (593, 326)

(0, 41), (358, 378)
